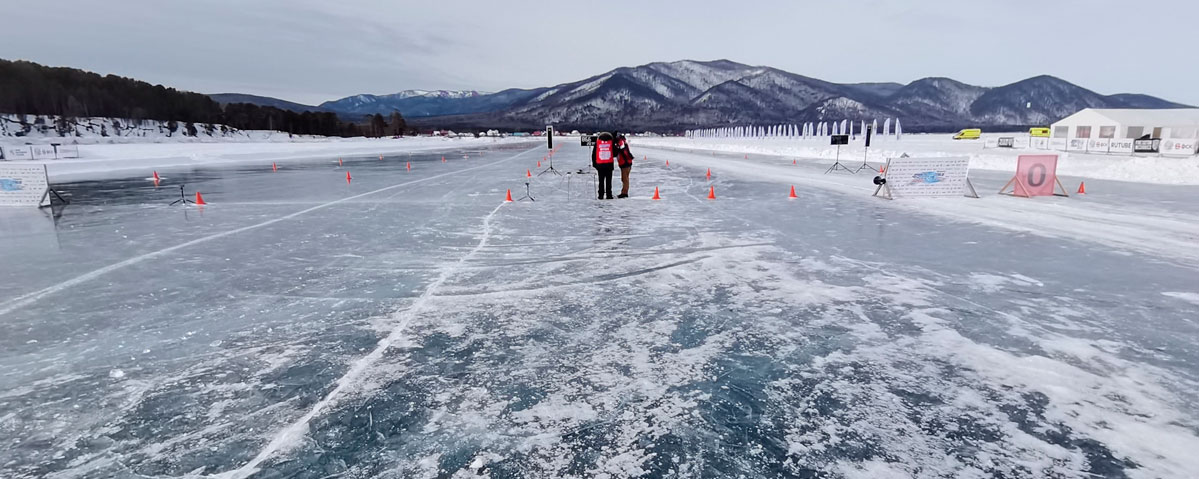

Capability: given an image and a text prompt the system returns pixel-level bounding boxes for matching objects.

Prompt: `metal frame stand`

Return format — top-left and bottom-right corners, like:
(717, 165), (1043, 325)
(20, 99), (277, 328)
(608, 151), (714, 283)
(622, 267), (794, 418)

(169, 184), (195, 206)
(854, 146), (878, 173)
(824, 145), (853, 174)
(515, 181), (535, 202)
(38, 188), (69, 208)
(538, 153), (563, 176)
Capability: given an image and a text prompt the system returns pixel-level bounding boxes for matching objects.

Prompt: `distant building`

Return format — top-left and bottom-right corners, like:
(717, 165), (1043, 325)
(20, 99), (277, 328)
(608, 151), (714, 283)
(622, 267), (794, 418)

(1050, 108), (1199, 155)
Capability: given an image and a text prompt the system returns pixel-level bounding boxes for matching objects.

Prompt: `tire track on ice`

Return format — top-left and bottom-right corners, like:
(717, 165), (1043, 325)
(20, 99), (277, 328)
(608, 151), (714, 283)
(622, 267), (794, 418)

(212, 199), (510, 479)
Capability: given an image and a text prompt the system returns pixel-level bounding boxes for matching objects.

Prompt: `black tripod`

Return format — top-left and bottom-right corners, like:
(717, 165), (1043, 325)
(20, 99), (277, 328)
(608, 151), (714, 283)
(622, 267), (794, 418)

(854, 146), (878, 173)
(515, 182), (535, 201)
(538, 152), (563, 176)
(824, 145), (854, 174)
(169, 184), (195, 206)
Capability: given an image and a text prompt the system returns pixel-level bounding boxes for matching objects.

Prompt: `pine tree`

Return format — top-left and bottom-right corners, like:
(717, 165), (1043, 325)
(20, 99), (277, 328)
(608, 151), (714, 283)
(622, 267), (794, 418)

(388, 111), (406, 137)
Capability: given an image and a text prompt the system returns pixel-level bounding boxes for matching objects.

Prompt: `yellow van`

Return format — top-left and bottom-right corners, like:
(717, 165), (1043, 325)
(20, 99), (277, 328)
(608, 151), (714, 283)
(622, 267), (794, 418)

(953, 128), (982, 140)
(1029, 127), (1050, 137)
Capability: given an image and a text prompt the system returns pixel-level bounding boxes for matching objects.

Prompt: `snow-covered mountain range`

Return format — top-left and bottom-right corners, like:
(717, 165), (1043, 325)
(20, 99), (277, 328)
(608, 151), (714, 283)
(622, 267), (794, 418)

(318, 90), (492, 117)
(233, 60), (1190, 131)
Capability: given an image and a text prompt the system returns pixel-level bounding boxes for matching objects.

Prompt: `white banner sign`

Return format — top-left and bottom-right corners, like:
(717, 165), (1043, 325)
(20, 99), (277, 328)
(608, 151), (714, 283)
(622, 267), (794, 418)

(1050, 138), (1067, 150)
(1087, 138), (1110, 153)
(1, 146), (34, 160)
(54, 145), (80, 158)
(1108, 139), (1134, 154)
(0, 165), (52, 207)
(881, 156), (975, 198)
(1161, 138), (1199, 157)
(31, 145), (57, 159)
(1030, 137), (1049, 149)
(1067, 138), (1088, 151)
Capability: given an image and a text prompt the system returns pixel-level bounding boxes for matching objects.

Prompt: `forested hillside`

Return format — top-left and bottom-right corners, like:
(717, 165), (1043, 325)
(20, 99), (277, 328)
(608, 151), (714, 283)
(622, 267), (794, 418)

(0, 59), (383, 137)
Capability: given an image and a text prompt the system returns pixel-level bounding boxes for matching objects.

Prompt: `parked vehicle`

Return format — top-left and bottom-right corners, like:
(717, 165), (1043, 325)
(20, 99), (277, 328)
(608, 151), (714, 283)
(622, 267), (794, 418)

(953, 128), (982, 140)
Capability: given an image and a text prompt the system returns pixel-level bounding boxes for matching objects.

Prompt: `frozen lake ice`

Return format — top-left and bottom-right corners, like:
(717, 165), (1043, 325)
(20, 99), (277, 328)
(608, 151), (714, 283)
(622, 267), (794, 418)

(1, 141), (1198, 478)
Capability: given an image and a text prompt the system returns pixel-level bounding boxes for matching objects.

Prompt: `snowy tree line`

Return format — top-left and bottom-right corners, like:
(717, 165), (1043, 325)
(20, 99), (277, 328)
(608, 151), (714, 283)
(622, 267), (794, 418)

(685, 119), (903, 140)
(0, 58), (387, 138)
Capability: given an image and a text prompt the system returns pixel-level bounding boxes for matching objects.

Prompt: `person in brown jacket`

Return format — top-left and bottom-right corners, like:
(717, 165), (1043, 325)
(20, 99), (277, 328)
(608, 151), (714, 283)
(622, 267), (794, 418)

(615, 133), (634, 198)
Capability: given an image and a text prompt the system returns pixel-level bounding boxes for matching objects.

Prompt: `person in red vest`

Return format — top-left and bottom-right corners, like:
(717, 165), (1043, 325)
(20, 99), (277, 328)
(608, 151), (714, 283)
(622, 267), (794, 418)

(591, 131), (615, 199)
(615, 133), (634, 198)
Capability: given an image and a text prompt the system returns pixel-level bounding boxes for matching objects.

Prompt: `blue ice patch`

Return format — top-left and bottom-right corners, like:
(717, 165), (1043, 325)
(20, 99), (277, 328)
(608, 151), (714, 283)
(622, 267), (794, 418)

(0, 178), (24, 191)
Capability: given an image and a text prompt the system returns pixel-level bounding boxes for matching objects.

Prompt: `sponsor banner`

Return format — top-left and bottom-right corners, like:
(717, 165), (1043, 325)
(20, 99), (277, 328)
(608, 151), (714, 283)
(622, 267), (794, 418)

(54, 144), (80, 158)
(1030, 137), (1049, 150)
(1014, 155), (1060, 197)
(1067, 138), (1088, 151)
(1108, 139), (1134, 154)
(0, 164), (51, 207)
(30, 145), (57, 159)
(1050, 138), (1067, 150)
(998, 137), (1015, 148)
(1087, 138), (1110, 153)
(983, 138), (999, 148)
(1161, 138), (1199, 157)
(883, 156), (973, 198)
(1133, 139), (1160, 153)
(1, 146), (33, 160)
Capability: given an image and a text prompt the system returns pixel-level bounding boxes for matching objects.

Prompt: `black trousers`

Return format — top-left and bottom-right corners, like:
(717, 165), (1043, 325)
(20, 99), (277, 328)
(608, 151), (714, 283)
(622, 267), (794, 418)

(595, 164), (614, 198)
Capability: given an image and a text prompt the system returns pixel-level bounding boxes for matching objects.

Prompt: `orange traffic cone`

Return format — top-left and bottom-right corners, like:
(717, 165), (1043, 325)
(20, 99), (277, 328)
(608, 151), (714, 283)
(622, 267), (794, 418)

(152, 171), (160, 181)
(504, 189), (513, 202)
(705, 168), (712, 180)
(526, 169), (532, 178)
(346, 171), (352, 184)
(338, 158), (343, 166)
(707, 186), (716, 200)
(195, 192), (206, 205)
(792, 159), (797, 165)
(272, 162), (278, 172)
(665, 160), (670, 167)
(537, 160), (542, 167)
(406, 162), (411, 171)
(379, 154), (383, 161)
(1077, 182), (1086, 194)
(442, 156), (446, 163)
(788, 186), (798, 199)
(651, 187), (661, 200)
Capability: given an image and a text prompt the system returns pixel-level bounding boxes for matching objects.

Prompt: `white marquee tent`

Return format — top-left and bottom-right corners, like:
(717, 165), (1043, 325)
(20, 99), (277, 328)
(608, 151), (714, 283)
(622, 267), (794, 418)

(1049, 108), (1199, 155)
(1051, 108), (1199, 141)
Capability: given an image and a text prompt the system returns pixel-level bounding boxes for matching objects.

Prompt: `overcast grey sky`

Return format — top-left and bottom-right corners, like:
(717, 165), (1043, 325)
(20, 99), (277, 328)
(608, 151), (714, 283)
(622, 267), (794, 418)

(2, 0), (1196, 106)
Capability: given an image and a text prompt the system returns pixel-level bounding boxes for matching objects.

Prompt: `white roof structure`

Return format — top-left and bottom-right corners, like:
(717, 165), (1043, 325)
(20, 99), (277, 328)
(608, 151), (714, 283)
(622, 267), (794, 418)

(1054, 108), (1199, 127)
(1051, 108), (1199, 139)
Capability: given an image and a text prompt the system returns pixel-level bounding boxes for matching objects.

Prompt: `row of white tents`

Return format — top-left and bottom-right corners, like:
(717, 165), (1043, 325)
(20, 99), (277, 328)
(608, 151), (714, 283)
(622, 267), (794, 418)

(685, 119), (903, 140)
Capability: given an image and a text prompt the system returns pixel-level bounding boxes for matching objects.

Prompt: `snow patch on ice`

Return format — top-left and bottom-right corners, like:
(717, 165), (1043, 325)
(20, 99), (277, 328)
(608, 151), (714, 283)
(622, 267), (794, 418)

(1161, 291), (1199, 305)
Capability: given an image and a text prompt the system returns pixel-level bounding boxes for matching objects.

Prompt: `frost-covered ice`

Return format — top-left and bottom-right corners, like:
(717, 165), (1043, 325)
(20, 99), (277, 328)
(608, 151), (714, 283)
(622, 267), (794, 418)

(1, 141), (1197, 478)
(2, 133), (535, 182)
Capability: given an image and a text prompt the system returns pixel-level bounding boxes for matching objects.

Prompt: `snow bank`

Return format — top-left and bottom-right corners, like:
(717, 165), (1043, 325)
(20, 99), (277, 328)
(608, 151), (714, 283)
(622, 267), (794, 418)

(633, 134), (1199, 185)
(0, 114), (323, 144)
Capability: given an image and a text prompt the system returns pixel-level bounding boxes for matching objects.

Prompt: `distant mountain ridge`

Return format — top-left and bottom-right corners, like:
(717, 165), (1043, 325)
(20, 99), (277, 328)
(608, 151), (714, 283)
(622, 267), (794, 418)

(318, 90), (493, 118)
(208, 93), (328, 113)
(217, 59), (1190, 131)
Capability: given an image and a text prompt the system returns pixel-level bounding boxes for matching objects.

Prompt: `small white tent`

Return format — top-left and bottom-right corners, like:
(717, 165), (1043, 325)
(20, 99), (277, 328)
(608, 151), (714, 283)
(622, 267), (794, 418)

(1050, 108), (1199, 155)
(1050, 108), (1199, 141)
